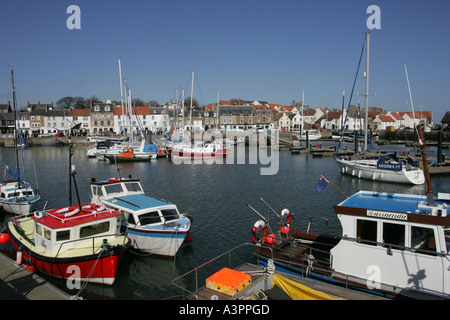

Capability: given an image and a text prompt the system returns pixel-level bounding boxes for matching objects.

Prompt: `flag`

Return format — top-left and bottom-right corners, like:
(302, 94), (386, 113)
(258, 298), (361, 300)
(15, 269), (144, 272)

(314, 175), (329, 192)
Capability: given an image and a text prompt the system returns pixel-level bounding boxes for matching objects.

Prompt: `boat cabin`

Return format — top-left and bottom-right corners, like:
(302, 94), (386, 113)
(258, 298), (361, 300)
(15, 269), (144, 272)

(0, 182), (37, 202)
(331, 190), (450, 297)
(90, 177), (184, 228)
(30, 206), (122, 255)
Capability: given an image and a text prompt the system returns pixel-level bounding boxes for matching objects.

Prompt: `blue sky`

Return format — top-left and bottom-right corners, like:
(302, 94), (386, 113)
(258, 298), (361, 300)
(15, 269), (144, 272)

(0, 0), (449, 122)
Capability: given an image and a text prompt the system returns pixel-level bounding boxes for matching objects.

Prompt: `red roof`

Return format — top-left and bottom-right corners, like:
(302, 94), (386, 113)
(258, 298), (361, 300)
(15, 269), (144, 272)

(69, 109), (90, 116)
(378, 115), (394, 122)
(115, 106), (150, 116)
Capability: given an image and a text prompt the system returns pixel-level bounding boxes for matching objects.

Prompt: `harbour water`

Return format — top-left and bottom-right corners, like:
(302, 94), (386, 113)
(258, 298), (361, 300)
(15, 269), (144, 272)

(0, 141), (449, 299)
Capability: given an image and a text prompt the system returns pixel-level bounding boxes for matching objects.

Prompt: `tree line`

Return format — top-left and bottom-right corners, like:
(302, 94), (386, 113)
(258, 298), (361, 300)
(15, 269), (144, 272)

(55, 96), (202, 109)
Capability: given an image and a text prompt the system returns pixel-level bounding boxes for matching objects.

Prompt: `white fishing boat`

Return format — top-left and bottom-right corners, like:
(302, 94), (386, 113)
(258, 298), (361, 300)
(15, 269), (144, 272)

(296, 92), (321, 141)
(251, 125), (448, 299)
(90, 176), (192, 257)
(335, 32), (424, 185)
(0, 70), (40, 215)
(298, 129), (321, 141)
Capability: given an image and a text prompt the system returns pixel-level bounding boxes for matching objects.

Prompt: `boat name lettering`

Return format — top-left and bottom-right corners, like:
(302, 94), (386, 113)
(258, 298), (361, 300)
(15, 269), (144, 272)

(376, 162), (402, 171)
(367, 210), (407, 221)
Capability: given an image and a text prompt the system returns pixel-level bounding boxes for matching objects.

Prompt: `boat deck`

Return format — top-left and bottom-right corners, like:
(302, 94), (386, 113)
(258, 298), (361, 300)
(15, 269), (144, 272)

(0, 252), (71, 300)
(188, 263), (388, 300)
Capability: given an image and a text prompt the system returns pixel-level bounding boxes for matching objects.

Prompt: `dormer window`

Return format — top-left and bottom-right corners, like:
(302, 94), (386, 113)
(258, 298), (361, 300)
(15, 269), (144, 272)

(105, 105), (111, 111)
(94, 105), (100, 112)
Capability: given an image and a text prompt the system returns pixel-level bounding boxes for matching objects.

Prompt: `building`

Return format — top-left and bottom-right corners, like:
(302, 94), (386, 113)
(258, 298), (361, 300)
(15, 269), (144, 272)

(91, 101), (115, 134)
(69, 108), (91, 134)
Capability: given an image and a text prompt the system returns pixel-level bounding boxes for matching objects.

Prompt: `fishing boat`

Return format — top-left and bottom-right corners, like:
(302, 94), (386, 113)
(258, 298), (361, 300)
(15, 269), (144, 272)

(7, 202), (130, 285)
(251, 125), (449, 299)
(5, 142), (130, 285)
(0, 70), (40, 215)
(298, 129), (321, 141)
(90, 176), (192, 257)
(334, 32), (424, 185)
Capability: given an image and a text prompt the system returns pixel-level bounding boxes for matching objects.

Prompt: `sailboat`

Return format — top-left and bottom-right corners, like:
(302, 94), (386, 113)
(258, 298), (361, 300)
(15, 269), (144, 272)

(169, 72), (230, 160)
(0, 70), (41, 215)
(334, 32), (424, 185)
(297, 91), (321, 141)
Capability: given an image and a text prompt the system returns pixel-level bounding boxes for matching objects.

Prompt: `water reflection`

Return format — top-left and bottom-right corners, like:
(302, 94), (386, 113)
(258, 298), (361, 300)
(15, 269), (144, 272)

(0, 142), (448, 299)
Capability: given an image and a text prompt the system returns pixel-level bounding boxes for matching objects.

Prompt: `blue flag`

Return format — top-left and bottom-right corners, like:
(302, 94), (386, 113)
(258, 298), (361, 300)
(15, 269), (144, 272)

(315, 175), (329, 192)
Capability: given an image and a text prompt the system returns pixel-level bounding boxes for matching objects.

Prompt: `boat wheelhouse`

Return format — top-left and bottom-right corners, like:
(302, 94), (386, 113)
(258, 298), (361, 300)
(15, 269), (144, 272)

(7, 204), (130, 285)
(252, 190), (450, 299)
(90, 177), (192, 257)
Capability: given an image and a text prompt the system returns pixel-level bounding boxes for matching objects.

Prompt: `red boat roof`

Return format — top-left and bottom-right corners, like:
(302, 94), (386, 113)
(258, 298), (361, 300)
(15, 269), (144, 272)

(33, 204), (122, 229)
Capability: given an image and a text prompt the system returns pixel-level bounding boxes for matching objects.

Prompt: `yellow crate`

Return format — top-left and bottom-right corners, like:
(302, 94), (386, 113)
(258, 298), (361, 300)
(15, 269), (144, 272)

(206, 268), (252, 296)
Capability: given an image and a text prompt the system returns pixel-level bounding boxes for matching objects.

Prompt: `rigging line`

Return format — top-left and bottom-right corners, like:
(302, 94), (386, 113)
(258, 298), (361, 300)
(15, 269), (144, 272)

(336, 33), (367, 155)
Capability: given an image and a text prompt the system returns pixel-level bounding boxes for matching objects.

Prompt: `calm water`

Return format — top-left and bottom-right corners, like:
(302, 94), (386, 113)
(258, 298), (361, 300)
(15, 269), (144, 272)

(0, 141), (449, 299)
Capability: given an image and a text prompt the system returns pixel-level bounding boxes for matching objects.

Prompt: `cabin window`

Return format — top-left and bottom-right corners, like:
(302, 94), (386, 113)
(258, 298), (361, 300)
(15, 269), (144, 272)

(356, 219), (377, 246)
(79, 221), (110, 238)
(56, 230), (71, 242)
(104, 184), (124, 195)
(161, 209), (179, 222)
(138, 211), (161, 226)
(382, 222), (405, 250)
(411, 226), (436, 255)
(127, 214), (136, 224)
(125, 182), (142, 193)
(44, 227), (52, 241)
(36, 224), (42, 236)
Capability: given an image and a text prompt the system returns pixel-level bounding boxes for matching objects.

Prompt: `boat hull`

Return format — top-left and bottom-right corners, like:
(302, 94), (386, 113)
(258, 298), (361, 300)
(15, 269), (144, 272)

(335, 158), (424, 185)
(0, 197), (40, 215)
(8, 227), (130, 285)
(126, 226), (189, 257)
(170, 148), (230, 159)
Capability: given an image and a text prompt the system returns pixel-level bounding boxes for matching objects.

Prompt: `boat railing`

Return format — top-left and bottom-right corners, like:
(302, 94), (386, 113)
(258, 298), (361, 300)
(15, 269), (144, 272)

(54, 231), (130, 259)
(172, 242), (272, 300)
(338, 235), (449, 257)
(255, 233), (336, 277)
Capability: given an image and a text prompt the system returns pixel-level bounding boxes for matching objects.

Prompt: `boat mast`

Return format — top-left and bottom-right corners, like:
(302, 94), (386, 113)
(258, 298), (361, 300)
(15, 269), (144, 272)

(301, 90), (304, 135)
(189, 71), (194, 132)
(10, 70), (21, 188)
(405, 63), (434, 205)
(364, 32), (370, 153)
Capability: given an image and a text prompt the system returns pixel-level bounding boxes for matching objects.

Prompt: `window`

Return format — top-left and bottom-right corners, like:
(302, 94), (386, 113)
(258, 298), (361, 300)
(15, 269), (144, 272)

(382, 222), (405, 250)
(36, 224), (42, 236)
(80, 221), (110, 238)
(127, 214), (136, 224)
(138, 211), (161, 226)
(125, 182), (143, 193)
(411, 226), (436, 255)
(161, 209), (179, 222)
(56, 230), (71, 242)
(44, 227), (52, 240)
(356, 219), (377, 246)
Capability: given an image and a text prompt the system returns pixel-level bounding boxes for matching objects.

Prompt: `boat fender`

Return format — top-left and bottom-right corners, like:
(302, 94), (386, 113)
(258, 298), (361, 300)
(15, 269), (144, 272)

(16, 249), (22, 264)
(266, 233), (276, 245)
(251, 220), (268, 243)
(0, 233), (10, 245)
